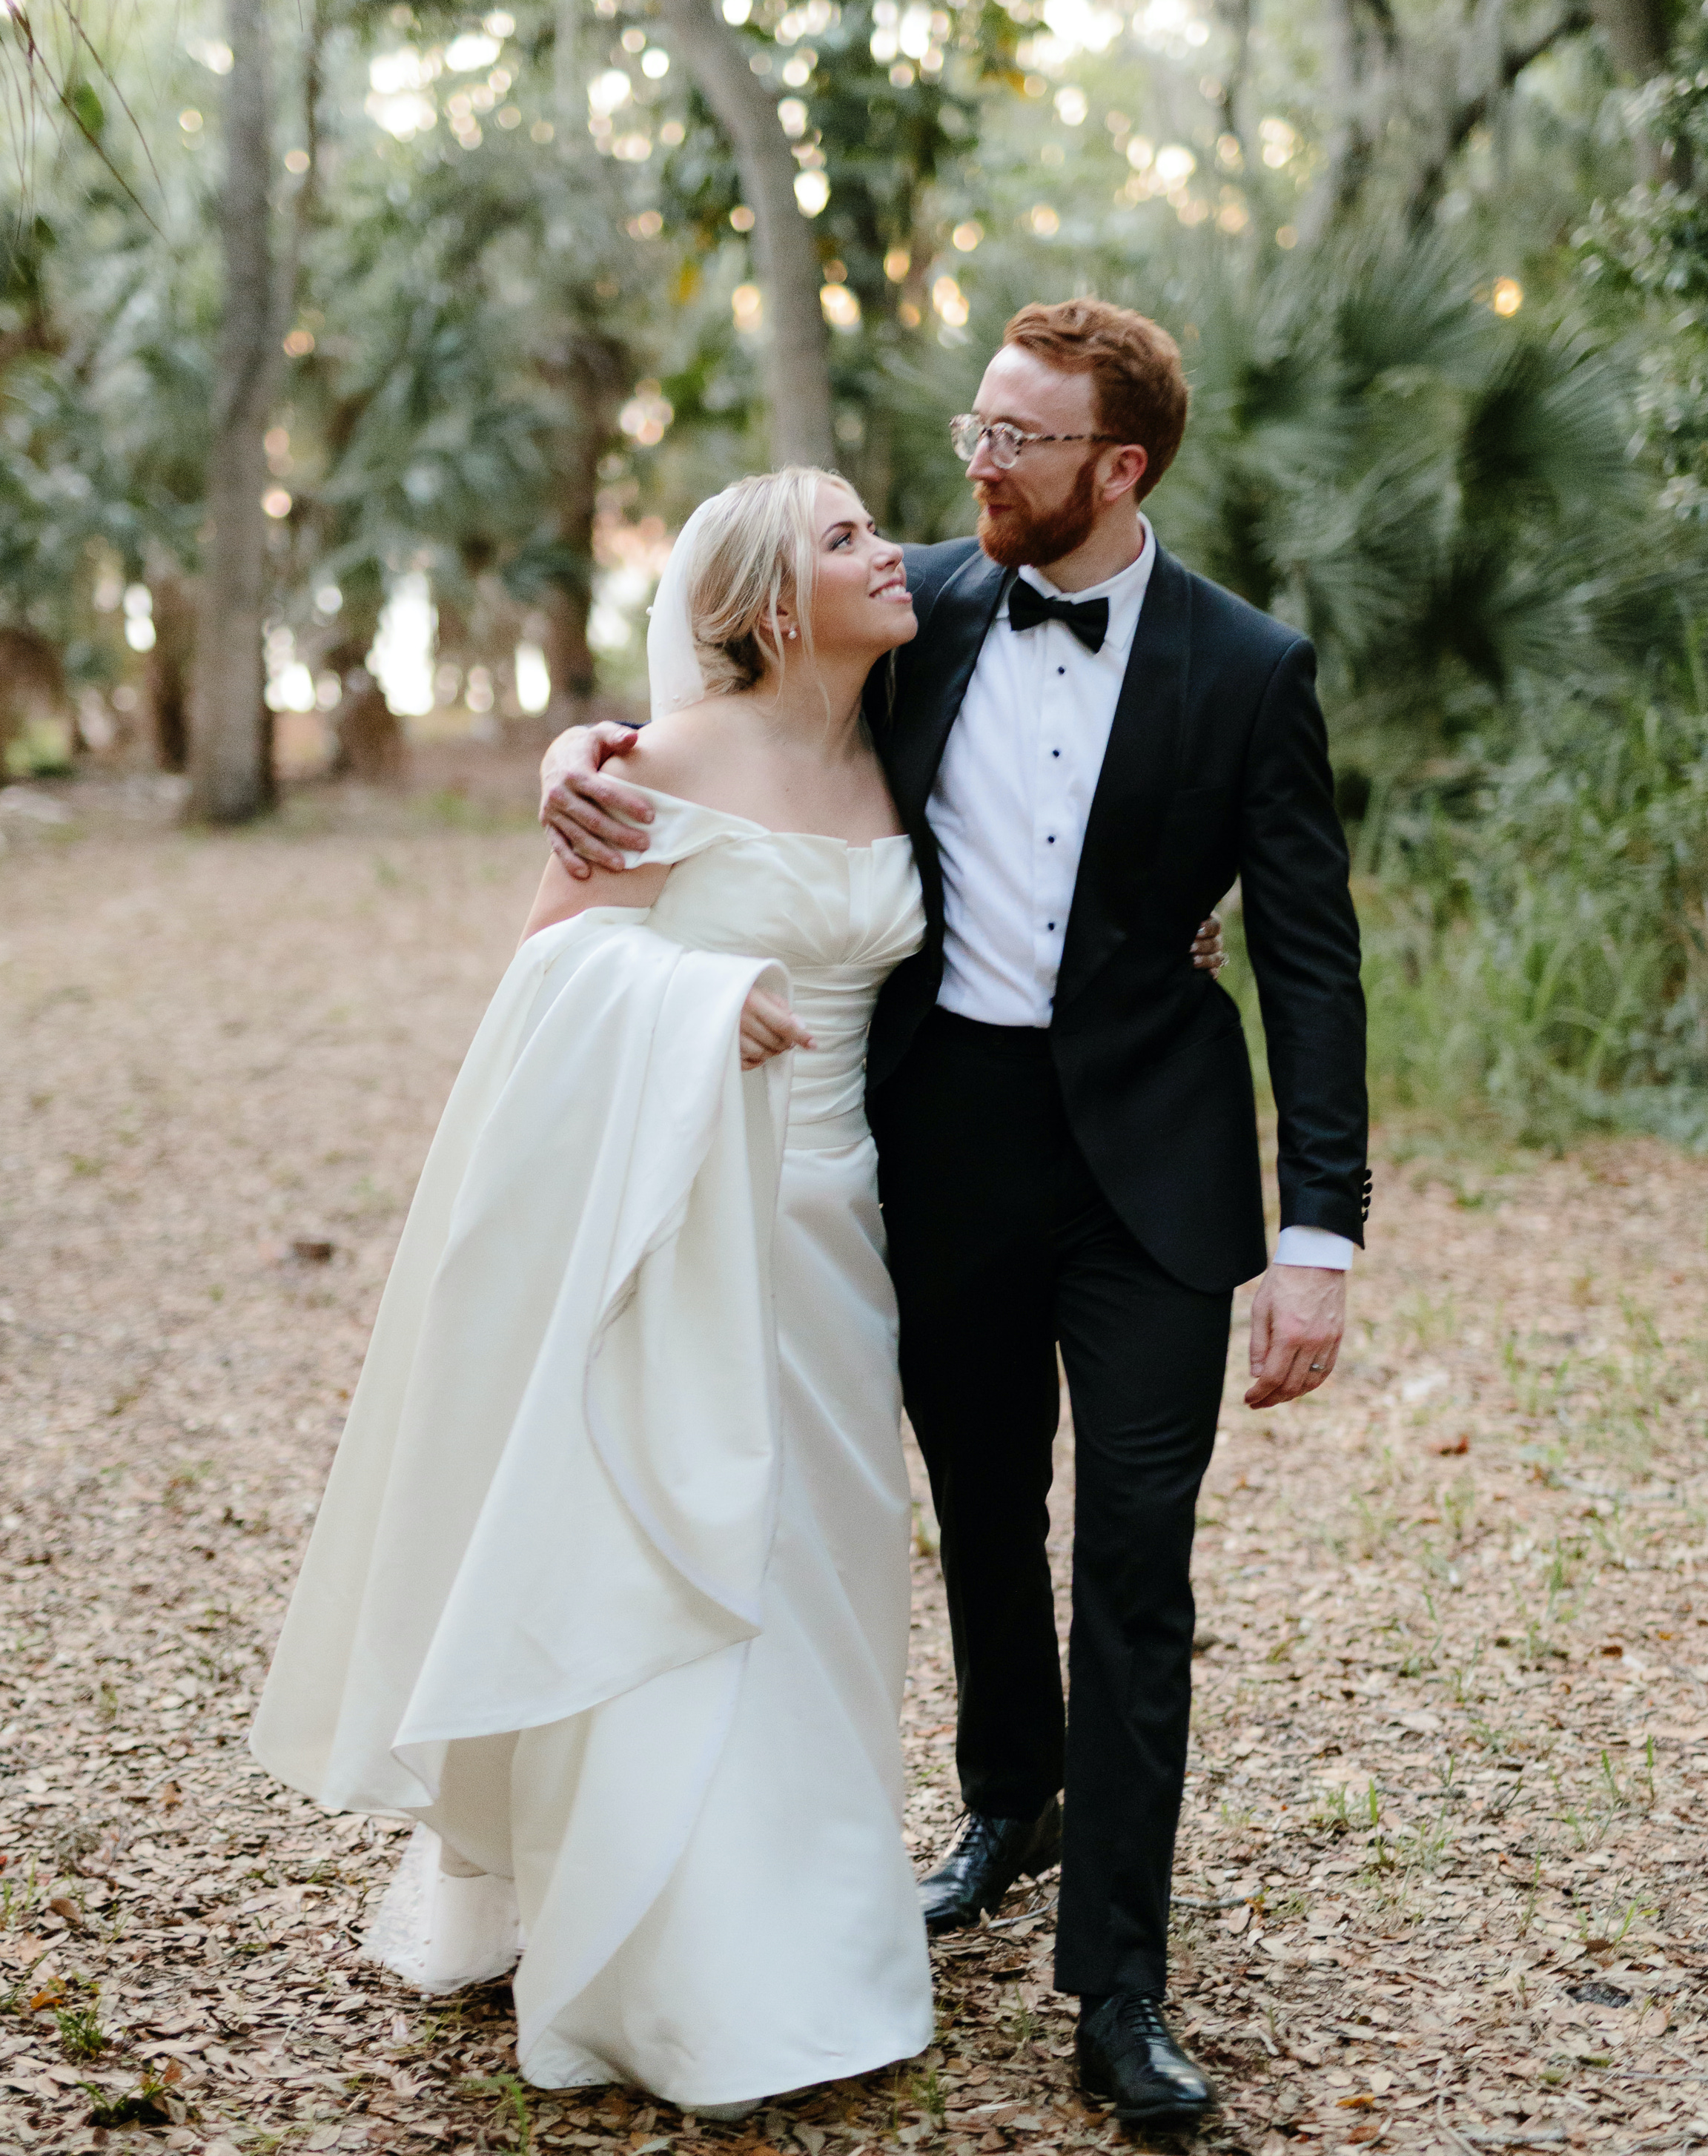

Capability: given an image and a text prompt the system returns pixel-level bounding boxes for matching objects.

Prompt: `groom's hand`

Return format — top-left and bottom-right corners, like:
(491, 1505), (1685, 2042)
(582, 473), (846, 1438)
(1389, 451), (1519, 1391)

(1245, 1264), (1345, 1409)
(540, 721), (652, 879)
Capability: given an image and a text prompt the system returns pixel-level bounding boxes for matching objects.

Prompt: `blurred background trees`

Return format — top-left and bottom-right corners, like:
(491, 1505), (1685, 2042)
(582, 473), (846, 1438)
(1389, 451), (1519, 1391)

(4, 0), (1708, 1139)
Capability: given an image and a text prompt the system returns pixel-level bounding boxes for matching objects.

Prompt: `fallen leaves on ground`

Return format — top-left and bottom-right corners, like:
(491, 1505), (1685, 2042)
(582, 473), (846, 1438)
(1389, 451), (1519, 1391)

(0, 762), (1703, 2155)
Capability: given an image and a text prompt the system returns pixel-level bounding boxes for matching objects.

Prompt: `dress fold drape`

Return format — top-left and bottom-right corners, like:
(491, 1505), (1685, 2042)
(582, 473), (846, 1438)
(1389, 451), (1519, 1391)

(251, 910), (790, 1814)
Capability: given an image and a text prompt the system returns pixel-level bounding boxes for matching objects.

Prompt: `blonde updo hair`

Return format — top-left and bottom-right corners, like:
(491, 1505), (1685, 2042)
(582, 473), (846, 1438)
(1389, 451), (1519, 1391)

(686, 466), (840, 695)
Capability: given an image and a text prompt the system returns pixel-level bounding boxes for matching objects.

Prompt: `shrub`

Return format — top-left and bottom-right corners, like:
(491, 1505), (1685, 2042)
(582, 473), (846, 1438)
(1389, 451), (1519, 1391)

(1227, 683), (1708, 1147)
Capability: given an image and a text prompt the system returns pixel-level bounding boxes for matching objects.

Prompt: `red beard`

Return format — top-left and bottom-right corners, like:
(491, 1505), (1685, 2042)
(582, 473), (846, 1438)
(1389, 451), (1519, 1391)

(975, 453), (1101, 569)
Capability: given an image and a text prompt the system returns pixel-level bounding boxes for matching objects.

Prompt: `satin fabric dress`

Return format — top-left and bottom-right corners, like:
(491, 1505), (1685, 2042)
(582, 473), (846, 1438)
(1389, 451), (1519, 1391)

(249, 790), (933, 2109)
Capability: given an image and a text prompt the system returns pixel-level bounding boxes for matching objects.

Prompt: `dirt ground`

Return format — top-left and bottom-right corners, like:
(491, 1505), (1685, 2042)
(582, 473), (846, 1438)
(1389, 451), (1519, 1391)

(1, 761), (1704, 2156)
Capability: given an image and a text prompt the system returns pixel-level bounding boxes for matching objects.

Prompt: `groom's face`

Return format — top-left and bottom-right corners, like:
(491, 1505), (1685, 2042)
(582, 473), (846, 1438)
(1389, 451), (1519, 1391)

(968, 345), (1109, 571)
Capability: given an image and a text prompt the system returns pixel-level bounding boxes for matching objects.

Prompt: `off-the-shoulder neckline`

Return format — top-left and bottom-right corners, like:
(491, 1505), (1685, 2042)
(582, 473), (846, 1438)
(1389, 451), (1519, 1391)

(623, 783), (912, 851)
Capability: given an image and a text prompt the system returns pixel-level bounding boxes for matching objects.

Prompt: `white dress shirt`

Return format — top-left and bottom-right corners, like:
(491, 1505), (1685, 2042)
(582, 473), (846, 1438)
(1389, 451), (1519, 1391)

(924, 517), (1352, 1272)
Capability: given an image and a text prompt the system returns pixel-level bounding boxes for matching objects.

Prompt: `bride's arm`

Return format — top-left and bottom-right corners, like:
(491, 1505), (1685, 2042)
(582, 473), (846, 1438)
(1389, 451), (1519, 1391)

(519, 853), (812, 1071)
(520, 853), (670, 943)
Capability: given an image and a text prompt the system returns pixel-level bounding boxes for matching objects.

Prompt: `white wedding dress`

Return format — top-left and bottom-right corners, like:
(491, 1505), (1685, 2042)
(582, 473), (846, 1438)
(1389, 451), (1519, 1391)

(249, 787), (933, 2107)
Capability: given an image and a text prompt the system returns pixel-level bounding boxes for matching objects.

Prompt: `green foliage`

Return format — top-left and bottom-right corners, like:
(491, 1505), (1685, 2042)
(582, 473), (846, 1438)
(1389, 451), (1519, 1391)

(1360, 684), (1708, 1145)
(81, 2066), (179, 2128)
(291, 154), (572, 601)
(1371, 695), (1708, 1143)
(1217, 669), (1708, 1148)
(1578, 34), (1708, 522)
(462, 2071), (533, 2150)
(1136, 235), (1688, 769)
(0, 51), (216, 671)
(55, 2000), (107, 2060)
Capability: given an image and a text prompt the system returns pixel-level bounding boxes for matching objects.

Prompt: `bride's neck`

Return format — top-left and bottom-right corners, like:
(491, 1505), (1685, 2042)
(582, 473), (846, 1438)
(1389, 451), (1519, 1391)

(744, 647), (874, 761)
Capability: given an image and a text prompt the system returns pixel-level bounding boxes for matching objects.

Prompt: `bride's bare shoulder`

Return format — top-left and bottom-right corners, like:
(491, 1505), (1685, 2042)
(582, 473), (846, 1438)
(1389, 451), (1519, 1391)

(623, 704), (754, 810)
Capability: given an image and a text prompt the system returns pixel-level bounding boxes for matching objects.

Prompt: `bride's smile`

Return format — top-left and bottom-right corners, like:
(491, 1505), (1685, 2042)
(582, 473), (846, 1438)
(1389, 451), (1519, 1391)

(788, 482), (918, 660)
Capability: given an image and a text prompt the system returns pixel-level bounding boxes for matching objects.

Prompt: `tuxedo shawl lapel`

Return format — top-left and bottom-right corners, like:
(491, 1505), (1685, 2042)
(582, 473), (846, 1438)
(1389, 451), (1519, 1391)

(1055, 546), (1194, 1012)
(885, 549), (1010, 822)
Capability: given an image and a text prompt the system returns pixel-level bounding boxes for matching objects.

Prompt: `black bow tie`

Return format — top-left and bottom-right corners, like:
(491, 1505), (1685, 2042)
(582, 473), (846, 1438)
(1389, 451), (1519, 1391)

(1007, 578), (1109, 654)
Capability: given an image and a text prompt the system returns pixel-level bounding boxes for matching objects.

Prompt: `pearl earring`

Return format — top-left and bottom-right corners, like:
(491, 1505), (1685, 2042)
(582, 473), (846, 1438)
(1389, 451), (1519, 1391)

(785, 628), (798, 641)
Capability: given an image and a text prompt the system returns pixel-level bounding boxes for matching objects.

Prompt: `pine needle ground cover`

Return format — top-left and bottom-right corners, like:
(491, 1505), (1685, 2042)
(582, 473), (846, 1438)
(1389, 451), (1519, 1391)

(1, 777), (1704, 2156)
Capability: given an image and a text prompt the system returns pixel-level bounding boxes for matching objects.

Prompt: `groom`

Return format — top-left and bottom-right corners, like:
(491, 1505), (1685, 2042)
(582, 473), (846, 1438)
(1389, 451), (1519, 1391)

(539, 299), (1368, 2130)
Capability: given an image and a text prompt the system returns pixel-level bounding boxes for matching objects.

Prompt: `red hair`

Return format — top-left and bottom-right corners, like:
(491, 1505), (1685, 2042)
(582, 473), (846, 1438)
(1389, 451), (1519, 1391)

(1003, 299), (1189, 500)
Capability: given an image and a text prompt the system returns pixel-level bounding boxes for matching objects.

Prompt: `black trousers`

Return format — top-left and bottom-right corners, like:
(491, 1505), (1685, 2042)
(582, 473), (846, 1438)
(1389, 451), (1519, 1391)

(870, 1008), (1232, 1998)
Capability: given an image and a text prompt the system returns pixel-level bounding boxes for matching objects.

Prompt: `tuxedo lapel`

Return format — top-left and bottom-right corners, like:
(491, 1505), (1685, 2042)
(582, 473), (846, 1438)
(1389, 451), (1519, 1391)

(1055, 546), (1194, 1011)
(885, 549), (1009, 821)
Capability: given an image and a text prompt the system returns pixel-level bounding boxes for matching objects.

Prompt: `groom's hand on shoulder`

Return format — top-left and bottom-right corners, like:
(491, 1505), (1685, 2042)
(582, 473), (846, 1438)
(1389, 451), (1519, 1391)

(1244, 1263), (1346, 1409)
(540, 721), (651, 879)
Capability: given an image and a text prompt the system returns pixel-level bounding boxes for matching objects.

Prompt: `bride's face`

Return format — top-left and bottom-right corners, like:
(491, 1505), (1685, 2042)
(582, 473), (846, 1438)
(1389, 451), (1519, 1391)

(796, 480), (916, 659)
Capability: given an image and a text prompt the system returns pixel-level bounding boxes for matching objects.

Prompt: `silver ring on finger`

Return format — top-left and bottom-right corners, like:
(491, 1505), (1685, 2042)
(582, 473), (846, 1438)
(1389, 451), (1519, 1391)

(1308, 1360), (1325, 1372)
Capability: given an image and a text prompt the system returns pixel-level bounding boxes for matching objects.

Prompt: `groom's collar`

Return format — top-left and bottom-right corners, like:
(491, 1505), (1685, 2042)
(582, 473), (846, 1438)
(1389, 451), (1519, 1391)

(1013, 512), (1153, 602)
(1008, 516), (1156, 661)
(886, 536), (1189, 838)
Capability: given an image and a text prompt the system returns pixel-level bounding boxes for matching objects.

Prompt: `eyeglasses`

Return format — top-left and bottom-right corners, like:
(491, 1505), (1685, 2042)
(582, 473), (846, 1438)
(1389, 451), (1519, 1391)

(950, 414), (1119, 470)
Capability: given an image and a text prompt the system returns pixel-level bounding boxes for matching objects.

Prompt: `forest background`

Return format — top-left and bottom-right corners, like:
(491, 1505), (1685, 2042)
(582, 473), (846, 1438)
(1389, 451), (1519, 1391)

(6, 0), (1708, 1148)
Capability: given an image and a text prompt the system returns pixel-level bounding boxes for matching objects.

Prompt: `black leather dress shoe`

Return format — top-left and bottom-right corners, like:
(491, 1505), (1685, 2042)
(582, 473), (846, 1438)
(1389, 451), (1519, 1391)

(917, 1799), (1062, 1933)
(1077, 1991), (1213, 2128)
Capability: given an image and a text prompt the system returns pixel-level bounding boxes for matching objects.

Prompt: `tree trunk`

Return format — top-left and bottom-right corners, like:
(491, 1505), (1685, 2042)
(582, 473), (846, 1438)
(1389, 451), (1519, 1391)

(1589, 0), (1684, 180)
(1214, 0), (1254, 161)
(145, 569), (198, 773)
(654, 0), (835, 466)
(533, 329), (629, 730)
(1589, 0), (1669, 80)
(324, 574), (406, 782)
(860, 405), (896, 534)
(0, 628), (70, 784)
(1401, 1), (1597, 225)
(332, 672), (406, 782)
(1305, 0), (1393, 237)
(538, 585), (596, 730)
(535, 380), (616, 723)
(188, 0), (276, 823)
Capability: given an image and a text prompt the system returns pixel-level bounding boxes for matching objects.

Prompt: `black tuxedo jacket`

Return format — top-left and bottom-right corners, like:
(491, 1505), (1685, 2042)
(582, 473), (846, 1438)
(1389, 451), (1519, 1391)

(863, 535), (1368, 1294)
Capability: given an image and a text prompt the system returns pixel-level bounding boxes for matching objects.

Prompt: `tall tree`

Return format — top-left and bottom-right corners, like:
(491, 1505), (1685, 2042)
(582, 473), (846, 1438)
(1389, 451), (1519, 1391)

(1589, 0), (1672, 83)
(532, 0), (640, 720)
(188, 0), (277, 821)
(532, 322), (630, 723)
(1589, 0), (1687, 179)
(1308, 0), (1640, 234)
(654, 0), (834, 466)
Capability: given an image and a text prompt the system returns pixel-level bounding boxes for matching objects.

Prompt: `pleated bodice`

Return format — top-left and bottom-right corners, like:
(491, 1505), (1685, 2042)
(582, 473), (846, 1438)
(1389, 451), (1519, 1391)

(635, 791), (925, 1145)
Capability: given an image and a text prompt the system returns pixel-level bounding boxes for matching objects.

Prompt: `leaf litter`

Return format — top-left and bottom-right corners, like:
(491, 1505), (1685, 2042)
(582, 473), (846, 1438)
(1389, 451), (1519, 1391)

(0, 764), (1704, 2155)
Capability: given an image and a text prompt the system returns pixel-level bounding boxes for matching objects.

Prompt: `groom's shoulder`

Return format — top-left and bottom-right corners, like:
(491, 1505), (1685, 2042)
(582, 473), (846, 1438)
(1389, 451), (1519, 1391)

(1171, 551), (1308, 667)
(901, 536), (986, 612)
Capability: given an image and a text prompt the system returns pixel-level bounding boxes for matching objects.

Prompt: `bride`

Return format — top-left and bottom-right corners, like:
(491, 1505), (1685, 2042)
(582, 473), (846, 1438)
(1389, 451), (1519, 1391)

(250, 467), (936, 2110)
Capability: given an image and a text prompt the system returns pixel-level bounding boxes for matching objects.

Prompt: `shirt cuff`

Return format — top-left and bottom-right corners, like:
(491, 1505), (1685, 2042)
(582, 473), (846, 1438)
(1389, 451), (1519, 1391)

(1274, 1226), (1354, 1270)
